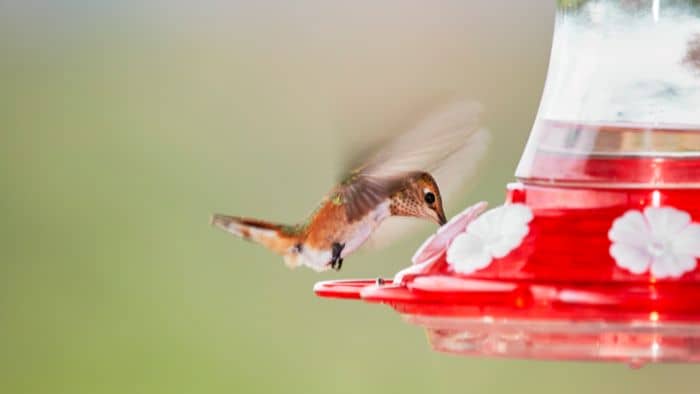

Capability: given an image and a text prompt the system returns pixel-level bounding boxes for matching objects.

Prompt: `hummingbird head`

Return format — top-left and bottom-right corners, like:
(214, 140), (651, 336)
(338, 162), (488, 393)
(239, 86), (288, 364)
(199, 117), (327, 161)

(390, 172), (447, 226)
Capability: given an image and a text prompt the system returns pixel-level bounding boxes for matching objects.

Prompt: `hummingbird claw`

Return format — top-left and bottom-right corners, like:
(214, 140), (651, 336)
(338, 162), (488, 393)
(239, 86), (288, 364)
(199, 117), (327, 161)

(330, 242), (345, 271)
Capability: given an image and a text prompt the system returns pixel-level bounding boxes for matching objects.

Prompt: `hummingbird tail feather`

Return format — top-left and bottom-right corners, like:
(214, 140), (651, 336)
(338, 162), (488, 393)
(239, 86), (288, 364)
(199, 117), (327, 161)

(210, 214), (298, 255)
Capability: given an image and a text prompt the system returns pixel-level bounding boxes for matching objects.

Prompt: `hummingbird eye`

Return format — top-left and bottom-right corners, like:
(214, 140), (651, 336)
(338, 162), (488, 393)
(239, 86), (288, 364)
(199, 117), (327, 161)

(424, 192), (436, 205)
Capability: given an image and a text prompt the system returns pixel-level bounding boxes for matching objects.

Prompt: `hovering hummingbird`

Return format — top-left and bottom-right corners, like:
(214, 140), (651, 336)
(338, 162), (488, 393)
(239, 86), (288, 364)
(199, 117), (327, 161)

(211, 100), (490, 272)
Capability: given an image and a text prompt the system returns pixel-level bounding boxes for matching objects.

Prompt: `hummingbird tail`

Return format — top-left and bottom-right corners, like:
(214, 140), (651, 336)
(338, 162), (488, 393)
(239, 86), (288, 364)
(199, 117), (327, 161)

(210, 214), (298, 255)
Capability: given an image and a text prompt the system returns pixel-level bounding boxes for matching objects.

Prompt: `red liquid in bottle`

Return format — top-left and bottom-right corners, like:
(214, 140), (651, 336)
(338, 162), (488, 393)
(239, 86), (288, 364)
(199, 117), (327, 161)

(517, 120), (700, 188)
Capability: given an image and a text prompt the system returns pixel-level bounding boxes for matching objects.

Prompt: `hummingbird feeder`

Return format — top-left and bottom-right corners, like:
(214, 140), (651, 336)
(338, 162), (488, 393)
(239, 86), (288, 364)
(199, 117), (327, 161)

(315, 0), (700, 365)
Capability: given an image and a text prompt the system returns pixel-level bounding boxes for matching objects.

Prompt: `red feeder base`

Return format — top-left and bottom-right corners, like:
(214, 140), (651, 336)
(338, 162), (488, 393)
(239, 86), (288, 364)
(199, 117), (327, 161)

(314, 183), (700, 365)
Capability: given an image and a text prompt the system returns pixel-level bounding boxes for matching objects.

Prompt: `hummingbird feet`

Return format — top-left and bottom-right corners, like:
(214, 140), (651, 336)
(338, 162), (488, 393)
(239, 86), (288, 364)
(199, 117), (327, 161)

(330, 242), (345, 271)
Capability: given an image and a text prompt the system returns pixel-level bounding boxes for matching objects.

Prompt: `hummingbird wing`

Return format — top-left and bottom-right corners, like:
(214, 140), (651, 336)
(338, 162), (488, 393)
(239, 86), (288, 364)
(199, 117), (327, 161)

(335, 175), (399, 222)
(344, 100), (484, 179)
(338, 99), (489, 224)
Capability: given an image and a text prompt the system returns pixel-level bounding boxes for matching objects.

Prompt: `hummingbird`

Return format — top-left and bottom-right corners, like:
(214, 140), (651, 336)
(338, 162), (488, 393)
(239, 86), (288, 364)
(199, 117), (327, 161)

(211, 100), (490, 272)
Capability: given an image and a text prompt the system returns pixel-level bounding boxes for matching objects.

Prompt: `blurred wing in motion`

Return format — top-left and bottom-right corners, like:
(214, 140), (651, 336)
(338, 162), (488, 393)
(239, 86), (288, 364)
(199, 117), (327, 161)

(344, 100), (485, 179)
(338, 99), (491, 243)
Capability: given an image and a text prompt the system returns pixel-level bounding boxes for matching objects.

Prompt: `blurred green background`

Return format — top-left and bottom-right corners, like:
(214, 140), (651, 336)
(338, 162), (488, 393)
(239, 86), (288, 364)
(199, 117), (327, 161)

(2, 1), (699, 393)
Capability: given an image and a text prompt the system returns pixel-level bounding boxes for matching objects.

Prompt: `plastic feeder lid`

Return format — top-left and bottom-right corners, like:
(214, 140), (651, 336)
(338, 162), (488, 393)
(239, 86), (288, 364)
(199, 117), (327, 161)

(315, 0), (700, 365)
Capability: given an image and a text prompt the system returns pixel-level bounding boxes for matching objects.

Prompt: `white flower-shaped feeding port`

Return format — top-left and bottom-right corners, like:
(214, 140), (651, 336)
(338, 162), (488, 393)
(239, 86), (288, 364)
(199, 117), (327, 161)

(446, 204), (533, 275)
(609, 207), (700, 279)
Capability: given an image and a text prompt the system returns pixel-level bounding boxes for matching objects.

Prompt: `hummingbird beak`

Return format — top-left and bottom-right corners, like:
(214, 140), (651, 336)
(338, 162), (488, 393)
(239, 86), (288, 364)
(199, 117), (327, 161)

(437, 211), (447, 226)
(430, 205), (447, 226)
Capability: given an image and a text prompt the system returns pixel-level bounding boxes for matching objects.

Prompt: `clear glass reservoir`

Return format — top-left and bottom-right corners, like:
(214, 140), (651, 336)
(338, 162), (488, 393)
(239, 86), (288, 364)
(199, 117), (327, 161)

(516, 0), (700, 188)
